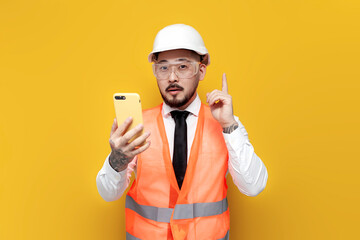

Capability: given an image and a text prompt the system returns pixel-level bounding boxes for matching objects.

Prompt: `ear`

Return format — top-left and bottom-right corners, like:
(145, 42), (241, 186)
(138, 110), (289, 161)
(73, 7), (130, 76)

(198, 64), (207, 81)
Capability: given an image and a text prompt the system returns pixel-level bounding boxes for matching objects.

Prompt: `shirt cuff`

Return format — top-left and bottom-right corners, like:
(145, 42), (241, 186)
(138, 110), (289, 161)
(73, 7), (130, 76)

(104, 154), (127, 183)
(222, 116), (247, 147)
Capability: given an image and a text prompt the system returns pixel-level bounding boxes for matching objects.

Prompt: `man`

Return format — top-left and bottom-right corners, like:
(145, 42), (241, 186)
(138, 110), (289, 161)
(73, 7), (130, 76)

(96, 24), (268, 240)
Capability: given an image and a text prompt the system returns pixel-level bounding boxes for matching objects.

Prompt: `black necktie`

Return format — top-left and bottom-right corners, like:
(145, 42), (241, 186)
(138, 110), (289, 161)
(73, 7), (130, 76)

(170, 110), (190, 189)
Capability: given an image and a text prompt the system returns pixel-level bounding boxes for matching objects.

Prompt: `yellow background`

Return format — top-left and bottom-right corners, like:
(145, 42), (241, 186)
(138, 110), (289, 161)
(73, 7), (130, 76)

(0, 0), (359, 239)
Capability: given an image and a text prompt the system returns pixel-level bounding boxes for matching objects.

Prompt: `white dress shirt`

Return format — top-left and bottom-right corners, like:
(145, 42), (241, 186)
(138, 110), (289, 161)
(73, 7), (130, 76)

(96, 94), (268, 202)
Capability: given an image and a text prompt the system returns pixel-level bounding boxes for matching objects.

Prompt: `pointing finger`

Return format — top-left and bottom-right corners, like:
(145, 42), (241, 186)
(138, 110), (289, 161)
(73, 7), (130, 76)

(222, 73), (228, 93)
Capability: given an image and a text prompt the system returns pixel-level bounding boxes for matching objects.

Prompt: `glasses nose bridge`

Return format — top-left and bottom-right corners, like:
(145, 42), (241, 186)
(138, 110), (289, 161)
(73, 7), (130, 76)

(168, 64), (180, 79)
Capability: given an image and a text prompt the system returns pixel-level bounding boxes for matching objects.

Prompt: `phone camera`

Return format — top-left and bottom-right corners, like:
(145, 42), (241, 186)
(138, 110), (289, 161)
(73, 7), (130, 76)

(115, 96), (126, 100)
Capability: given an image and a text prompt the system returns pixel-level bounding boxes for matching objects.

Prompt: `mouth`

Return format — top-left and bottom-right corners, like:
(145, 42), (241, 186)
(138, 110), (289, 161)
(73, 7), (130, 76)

(166, 85), (184, 96)
(168, 89), (182, 96)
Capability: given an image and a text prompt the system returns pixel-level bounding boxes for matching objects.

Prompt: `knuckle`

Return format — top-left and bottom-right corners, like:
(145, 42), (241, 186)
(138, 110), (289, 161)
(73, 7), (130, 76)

(114, 140), (126, 150)
(131, 150), (138, 156)
(122, 149), (130, 157)
(128, 142), (136, 150)
(122, 133), (131, 142)
(114, 146), (124, 153)
(115, 138), (123, 146)
(133, 147), (142, 155)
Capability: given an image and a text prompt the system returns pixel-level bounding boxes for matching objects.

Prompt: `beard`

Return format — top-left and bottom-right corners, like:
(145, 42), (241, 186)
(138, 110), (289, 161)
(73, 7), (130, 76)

(160, 82), (199, 108)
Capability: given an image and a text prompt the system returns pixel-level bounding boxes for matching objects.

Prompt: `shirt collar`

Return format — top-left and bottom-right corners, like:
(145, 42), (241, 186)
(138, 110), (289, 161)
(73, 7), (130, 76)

(162, 93), (201, 118)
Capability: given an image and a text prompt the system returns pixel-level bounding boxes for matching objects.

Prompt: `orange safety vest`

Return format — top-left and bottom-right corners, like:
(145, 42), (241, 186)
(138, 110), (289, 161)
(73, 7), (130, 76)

(125, 103), (230, 240)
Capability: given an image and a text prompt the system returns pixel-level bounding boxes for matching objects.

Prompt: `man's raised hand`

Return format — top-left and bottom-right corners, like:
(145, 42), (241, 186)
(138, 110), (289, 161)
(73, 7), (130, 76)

(206, 73), (237, 129)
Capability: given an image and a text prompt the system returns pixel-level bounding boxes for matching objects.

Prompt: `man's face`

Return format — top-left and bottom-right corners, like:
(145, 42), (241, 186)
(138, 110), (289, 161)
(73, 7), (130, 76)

(154, 49), (206, 110)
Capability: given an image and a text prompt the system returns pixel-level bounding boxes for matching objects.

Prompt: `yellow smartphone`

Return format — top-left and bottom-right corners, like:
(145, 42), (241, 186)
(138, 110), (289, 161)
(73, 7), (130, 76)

(113, 93), (144, 144)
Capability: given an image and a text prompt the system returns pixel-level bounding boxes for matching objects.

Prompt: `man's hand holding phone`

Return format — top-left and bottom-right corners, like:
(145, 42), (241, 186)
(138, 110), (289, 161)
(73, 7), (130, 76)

(108, 117), (151, 172)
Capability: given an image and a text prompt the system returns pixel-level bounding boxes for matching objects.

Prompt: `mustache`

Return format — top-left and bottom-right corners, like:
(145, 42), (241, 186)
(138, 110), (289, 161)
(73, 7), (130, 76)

(166, 84), (184, 91)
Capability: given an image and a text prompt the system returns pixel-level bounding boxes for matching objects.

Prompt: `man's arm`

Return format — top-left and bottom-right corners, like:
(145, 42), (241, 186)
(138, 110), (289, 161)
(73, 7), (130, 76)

(96, 154), (137, 201)
(96, 117), (150, 201)
(206, 73), (268, 196)
(223, 117), (268, 196)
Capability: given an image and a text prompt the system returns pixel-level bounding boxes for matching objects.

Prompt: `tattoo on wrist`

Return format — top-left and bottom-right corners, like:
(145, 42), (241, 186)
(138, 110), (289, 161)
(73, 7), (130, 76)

(109, 150), (132, 172)
(223, 123), (239, 134)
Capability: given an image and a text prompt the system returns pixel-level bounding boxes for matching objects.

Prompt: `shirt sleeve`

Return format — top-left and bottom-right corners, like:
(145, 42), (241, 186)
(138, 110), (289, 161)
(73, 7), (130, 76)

(96, 153), (136, 201)
(223, 116), (268, 197)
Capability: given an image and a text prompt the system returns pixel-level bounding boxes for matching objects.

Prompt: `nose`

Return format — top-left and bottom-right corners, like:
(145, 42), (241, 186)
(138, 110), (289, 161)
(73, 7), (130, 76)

(169, 67), (178, 82)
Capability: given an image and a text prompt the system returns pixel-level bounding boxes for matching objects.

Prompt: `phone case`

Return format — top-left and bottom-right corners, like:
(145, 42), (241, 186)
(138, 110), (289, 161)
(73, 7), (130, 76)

(113, 93), (144, 144)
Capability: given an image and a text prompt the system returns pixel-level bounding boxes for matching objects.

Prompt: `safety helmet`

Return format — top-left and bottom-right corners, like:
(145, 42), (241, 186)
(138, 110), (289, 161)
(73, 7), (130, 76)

(148, 24), (210, 65)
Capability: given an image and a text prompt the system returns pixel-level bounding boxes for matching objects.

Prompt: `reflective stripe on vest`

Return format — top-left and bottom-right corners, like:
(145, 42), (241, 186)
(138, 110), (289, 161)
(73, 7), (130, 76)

(126, 195), (173, 223)
(126, 230), (229, 240)
(126, 195), (228, 222)
(126, 232), (141, 240)
(173, 197), (228, 220)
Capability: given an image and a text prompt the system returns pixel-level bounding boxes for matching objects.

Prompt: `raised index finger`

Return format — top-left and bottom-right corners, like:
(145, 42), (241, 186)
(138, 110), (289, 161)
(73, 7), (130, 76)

(222, 73), (228, 93)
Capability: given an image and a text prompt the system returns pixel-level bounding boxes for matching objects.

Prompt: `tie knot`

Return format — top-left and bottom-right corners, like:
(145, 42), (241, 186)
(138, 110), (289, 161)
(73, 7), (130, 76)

(170, 110), (190, 120)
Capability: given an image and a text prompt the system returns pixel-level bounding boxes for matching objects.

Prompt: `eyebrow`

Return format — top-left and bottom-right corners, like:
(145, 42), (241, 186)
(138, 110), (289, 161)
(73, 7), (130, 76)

(158, 58), (190, 63)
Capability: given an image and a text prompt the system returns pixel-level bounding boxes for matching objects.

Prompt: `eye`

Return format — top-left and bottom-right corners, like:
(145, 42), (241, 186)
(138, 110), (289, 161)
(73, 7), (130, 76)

(159, 65), (168, 71)
(178, 64), (188, 70)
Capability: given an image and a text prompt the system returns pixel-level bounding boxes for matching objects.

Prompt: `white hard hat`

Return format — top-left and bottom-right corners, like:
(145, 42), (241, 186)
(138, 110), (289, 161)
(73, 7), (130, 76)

(148, 24), (210, 65)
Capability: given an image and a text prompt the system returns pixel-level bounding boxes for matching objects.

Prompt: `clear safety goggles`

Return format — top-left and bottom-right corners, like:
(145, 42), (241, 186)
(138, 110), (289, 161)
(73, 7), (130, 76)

(152, 61), (201, 80)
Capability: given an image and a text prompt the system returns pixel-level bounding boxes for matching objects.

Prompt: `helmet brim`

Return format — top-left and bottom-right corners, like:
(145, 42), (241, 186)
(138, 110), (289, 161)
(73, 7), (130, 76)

(148, 47), (210, 66)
